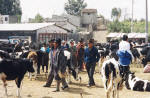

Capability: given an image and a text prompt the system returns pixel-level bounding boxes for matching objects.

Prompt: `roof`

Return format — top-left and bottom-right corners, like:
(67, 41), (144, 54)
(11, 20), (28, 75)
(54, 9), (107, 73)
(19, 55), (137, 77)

(0, 23), (55, 31)
(81, 9), (97, 13)
(107, 33), (147, 38)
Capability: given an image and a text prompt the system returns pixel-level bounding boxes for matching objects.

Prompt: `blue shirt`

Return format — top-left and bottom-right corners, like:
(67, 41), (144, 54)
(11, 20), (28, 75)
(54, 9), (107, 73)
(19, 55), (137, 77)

(117, 50), (132, 66)
(84, 46), (100, 63)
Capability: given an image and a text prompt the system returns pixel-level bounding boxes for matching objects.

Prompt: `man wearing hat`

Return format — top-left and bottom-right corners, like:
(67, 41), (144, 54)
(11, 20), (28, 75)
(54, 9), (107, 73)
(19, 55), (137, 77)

(76, 39), (85, 71)
(84, 39), (100, 87)
(43, 38), (68, 92)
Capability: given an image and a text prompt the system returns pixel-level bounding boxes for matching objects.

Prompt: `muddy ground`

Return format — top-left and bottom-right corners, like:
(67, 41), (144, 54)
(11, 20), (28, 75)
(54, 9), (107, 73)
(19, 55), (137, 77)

(0, 68), (150, 98)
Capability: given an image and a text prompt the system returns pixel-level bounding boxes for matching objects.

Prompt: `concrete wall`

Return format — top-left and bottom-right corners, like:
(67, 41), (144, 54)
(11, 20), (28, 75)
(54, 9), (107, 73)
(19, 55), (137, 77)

(81, 13), (97, 25)
(93, 30), (108, 43)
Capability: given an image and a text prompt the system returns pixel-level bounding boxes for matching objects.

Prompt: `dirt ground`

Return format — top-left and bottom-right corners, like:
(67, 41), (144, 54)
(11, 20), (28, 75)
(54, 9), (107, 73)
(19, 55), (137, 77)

(0, 68), (150, 98)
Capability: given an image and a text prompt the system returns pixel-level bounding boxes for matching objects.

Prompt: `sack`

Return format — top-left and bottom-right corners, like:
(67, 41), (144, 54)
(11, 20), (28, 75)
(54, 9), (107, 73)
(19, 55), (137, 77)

(143, 64), (150, 73)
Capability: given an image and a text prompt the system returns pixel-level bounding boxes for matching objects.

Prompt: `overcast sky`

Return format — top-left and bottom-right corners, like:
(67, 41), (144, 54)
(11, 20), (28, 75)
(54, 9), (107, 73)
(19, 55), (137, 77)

(20, 0), (149, 21)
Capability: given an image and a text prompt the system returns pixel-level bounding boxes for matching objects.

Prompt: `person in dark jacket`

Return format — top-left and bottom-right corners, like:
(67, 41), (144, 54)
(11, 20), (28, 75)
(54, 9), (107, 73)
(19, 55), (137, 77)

(77, 40), (85, 71)
(43, 38), (68, 92)
(84, 39), (100, 87)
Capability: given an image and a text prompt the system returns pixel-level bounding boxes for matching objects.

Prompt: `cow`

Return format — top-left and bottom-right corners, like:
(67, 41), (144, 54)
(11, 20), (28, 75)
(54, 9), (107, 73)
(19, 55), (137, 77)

(0, 50), (12, 59)
(141, 47), (150, 67)
(125, 72), (150, 92)
(27, 51), (38, 80)
(0, 58), (34, 97)
(101, 58), (123, 98)
(64, 50), (80, 84)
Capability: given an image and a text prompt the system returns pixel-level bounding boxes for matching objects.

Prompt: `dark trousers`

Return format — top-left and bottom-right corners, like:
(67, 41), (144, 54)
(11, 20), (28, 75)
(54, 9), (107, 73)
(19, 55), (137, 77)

(46, 65), (68, 90)
(78, 59), (83, 71)
(119, 65), (130, 79)
(86, 62), (96, 85)
(45, 67), (54, 86)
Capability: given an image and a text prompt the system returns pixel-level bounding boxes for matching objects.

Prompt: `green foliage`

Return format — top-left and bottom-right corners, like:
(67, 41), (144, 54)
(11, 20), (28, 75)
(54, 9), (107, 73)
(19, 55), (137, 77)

(64, 0), (87, 16)
(0, 0), (22, 15)
(29, 13), (44, 23)
(111, 8), (121, 21)
(107, 20), (150, 33)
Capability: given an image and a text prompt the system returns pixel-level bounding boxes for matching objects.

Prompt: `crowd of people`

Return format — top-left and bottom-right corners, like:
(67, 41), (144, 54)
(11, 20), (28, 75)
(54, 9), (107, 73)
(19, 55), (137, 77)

(35, 35), (147, 92)
(39, 38), (100, 92)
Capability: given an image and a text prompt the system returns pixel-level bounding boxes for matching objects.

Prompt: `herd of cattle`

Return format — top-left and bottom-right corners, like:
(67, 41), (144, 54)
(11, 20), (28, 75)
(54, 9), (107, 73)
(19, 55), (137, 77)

(0, 41), (150, 98)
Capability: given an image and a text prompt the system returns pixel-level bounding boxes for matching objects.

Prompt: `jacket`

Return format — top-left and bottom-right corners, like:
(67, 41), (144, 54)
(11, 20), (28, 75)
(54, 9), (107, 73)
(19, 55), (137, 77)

(50, 46), (67, 74)
(117, 50), (132, 66)
(84, 46), (100, 63)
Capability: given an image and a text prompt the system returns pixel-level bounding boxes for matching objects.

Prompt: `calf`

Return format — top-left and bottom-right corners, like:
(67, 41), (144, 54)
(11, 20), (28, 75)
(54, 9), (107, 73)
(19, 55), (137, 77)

(64, 50), (80, 84)
(27, 51), (38, 80)
(101, 58), (123, 98)
(125, 72), (150, 92)
(0, 58), (34, 97)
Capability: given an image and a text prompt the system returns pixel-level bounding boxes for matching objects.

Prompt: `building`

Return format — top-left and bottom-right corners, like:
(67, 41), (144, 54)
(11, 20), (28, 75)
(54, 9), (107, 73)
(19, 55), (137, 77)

(45, 14), (80, 33)
(81, 9), (98, 30)
(0, 14), (19, 24)
(0, 23), (69, 43)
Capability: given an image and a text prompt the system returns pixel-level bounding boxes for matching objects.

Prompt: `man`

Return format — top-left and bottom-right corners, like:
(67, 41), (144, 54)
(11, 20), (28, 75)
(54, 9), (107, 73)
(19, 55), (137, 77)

(84, 39), (100, 87)
(61, 40), (69, 50)
(117, 35), (133, 79)
(69, 40), (77, 68)
(77, 40), (85, 71)
(43, 38), (68, 92)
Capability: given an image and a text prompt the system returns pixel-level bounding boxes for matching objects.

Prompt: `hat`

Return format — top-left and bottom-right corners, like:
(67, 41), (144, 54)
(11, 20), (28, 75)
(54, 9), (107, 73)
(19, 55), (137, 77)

(70, 39), (74, 43)
(88, 39), (94, 44)
(49, 39), (54, 43)
(54, 38), (61, 46)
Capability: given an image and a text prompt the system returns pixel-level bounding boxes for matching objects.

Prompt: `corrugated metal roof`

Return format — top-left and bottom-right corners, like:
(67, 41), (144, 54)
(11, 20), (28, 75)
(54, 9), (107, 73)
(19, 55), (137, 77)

(107, 33), (147, 38)
(0, 23), (55, 31)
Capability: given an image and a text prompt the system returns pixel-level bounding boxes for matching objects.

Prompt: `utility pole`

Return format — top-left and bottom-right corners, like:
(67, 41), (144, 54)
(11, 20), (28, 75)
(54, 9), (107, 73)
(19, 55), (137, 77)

(145, 0), (149, 43)
(131, 0), (134, 33)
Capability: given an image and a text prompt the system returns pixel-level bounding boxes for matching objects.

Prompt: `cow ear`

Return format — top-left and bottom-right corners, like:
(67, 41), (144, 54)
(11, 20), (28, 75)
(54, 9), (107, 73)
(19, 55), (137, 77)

(131, 72), (135, 75)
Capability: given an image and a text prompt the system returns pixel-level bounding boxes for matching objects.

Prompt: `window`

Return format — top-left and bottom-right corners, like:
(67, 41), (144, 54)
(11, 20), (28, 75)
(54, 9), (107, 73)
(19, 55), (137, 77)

(5, 17), (8, 21)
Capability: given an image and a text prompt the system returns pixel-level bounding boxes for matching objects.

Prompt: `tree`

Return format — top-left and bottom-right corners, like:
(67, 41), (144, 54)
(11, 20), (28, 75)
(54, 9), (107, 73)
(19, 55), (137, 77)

(0, 0), (22, 15)
(111, 8), (121, 21)
(64, 0), (87, 16)
(29, 13), (44, 23)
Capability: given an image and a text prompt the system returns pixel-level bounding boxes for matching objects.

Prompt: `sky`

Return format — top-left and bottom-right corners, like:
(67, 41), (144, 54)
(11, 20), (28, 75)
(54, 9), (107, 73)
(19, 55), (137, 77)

(20, 0), (149, 22)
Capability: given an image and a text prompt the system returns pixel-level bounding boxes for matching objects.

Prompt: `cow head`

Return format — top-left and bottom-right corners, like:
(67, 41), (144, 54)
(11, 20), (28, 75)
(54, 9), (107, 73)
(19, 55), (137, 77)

(141, 47), (150, 56)
(125, 72), (135, 90)
(26, 59), (35, 73)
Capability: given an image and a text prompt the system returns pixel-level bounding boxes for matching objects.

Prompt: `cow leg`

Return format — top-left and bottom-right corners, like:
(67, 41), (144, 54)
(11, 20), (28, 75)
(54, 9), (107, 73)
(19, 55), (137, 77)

(113, 83), (118, 98)
(106, 91), (110, 98)
(3, 80), (7, 97)
(117, 90), (119, 98)
(37, 63), (40, 74)
(34, 65), (38, 80)
(15, 77), (23, 97)
(0, 73), (7, 97)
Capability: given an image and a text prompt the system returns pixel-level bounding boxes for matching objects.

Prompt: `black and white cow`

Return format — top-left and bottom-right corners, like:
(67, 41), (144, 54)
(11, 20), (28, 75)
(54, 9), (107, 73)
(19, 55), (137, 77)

(0, 50), (12, 59)
(141, 47), (150, 67)
(125, 72), (150, 92)
(64, 50), (80, 84)
(0, 58), (34, 97)
(101, 58), (123, 98)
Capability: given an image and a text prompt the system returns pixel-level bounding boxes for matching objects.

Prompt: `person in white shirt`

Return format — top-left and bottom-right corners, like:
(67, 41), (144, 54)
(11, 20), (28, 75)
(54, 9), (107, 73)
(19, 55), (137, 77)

(117, 35), (133, 79)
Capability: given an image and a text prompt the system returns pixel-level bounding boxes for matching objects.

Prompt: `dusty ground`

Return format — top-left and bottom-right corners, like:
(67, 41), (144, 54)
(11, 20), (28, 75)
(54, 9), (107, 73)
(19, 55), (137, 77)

(0, 67), (150, 98)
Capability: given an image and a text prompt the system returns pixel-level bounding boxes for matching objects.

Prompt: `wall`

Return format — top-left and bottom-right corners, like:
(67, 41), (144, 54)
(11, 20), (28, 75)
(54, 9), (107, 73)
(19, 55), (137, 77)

(81, 13), (97, 25)
(93, 30), (108, 43)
